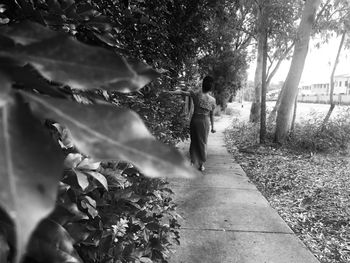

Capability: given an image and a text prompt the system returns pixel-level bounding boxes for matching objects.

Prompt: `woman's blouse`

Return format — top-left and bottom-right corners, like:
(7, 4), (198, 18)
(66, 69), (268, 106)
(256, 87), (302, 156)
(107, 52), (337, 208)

(190, 90), (216, 115)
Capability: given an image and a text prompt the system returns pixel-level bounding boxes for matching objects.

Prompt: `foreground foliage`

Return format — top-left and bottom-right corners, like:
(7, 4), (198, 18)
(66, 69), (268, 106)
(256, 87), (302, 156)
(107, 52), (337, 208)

(225, 118), (350, 263)
(0, 11), (192, 263)
(52, 149), (180, 263)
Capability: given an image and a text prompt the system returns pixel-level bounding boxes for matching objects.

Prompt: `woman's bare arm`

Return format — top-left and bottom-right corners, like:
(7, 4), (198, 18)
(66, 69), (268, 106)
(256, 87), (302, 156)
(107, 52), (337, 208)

(167, 90), (191, 96)
(210, 111), (216, 133)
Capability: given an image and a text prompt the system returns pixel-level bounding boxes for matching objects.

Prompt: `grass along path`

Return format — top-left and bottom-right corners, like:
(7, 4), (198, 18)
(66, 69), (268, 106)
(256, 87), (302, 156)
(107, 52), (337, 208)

(224, 118), (350, 263)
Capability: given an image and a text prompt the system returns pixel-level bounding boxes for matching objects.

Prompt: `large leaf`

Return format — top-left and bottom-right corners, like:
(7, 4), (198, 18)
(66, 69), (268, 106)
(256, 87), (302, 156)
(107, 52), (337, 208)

(0, 21), (55, 45)
(51, 193), (89, 224)
(26, 219), (82, 263)
(0, 56), (69, 98)
(0, 71), (11, 98)
(0, 22), (160, 92)
(102, 60), (160, 92)
(0, 92), (64, 262)
(22, 92), (196, 179)
(0, 208), (15, 263)
(64, 222), (90, 243)
(0, 234), (10, 263)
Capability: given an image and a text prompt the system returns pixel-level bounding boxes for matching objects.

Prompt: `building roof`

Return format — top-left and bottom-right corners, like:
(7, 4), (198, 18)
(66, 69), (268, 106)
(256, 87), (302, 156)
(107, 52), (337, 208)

(335, 73), (350, 78)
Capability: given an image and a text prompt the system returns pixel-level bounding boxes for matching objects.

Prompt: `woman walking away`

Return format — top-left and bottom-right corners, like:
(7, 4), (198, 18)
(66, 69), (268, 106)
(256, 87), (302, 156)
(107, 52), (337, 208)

(169, 76), (216, 171)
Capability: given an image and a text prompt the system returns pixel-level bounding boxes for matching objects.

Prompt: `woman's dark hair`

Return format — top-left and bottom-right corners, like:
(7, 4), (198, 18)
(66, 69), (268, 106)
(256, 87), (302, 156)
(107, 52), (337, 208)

(202, 76), (214, 93)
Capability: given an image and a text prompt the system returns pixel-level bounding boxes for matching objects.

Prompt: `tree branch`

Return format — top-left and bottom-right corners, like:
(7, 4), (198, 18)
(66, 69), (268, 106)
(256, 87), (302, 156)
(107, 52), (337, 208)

(266, 42), (294, 86)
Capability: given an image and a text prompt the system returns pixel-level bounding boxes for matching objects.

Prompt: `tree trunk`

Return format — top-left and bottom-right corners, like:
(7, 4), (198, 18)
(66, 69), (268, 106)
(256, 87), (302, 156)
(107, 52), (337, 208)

(267, 82), (285, 125)
(265, 44), (294, 126)
(321, 31), (346, 128)
(260, 15), (268, 143)
(290, 93), (298, 132)
(249, 2), (265, 123)
(275, 0), (321, 143)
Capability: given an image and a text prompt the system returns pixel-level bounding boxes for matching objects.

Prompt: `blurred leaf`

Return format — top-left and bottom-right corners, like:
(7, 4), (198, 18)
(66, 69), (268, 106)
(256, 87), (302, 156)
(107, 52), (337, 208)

(0, 35), (16, 49)
(65, 222), (90, 243)
(22, 92), (196, 179)
(55, 196), (89, 222)
(0, 71), (11, 98)
(0, 207), (15, 263)
(0, 21), (55, 45)
(0, 93), (64, 262)
(26, 219), (82, 263)
(0, 56), (68, 98)
(0, 22), (160, 92)
(48, 205), (81, 226)
(0, 234), (10, 263)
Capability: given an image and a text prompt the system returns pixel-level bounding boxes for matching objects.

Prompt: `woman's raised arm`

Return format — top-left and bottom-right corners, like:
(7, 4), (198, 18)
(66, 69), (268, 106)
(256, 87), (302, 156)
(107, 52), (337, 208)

(167, 90), (190, 96)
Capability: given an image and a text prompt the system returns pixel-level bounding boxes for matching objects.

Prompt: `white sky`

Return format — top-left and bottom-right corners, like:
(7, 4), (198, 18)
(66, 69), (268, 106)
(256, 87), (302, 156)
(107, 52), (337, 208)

(247, 35), (350, 85)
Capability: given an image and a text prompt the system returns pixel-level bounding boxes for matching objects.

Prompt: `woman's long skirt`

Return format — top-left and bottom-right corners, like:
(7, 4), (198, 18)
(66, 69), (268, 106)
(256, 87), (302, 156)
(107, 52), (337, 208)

(189, 114), (210, 165)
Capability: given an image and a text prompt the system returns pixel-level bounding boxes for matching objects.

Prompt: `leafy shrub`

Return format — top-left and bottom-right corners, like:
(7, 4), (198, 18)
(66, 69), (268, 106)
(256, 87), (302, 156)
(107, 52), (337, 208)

(47, 152), (180, 263)
(289, 109), (350, 153)
(0, 0), (225, 261)
(224, 106), (239, 116)
(226, 107), (350, 154)
(225, 118), (260, 148)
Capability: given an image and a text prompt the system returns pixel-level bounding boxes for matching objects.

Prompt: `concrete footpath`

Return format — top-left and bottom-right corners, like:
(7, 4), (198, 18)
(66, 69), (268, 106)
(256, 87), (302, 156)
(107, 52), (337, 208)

(168, 115), (319, 263)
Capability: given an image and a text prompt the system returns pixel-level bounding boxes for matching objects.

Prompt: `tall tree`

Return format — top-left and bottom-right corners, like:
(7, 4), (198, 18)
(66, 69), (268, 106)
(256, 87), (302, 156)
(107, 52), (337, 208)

(250, 0), (265, 122)
(250, 0), (303, 123)
(260, 1), (269, 142)
(199, 0), (253, 109)
(321, 31), (346, 127)
(268, 0), (337, 125)
(275, 0), (321, 143)
(319, 0), (350, 127)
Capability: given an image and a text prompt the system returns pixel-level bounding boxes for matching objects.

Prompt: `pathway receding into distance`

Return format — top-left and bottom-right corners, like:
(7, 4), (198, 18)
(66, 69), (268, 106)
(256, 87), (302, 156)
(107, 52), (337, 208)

(169, 111), (319, 263)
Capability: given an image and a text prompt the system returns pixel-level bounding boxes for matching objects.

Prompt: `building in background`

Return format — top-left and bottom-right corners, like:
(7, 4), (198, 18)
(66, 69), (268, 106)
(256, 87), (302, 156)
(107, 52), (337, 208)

(335, 74), (350, 95)
(298, 73), (350, 105)
(299, 73), (350, 96)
